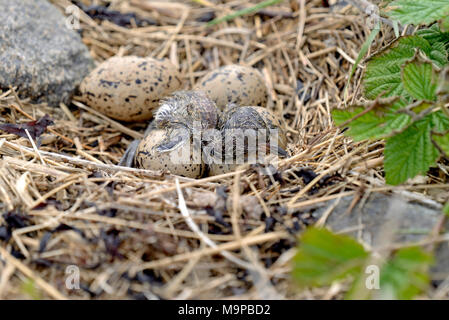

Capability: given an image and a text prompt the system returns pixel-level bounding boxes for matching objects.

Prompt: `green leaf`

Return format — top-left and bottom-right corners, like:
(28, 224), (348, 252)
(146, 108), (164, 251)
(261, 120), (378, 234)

(431, 110), (449, 132)
(292, 227), (369, 287)
(332, 100), (410, 141)
(431, 111), (449, 156)
(363, 36), (438, 99)
(433, 131), (449, 156)
(417, 24), (449, 45)
(384, 114), (440, 185)
(441, 16), (449, 32)
(417, 24), (449, 59)
(416, 23), (449, 49)
(378, 247), (432, 300)
(429, 42), (449, 68)
(402, 61), (438, 100)
(386, 0), (449, 26)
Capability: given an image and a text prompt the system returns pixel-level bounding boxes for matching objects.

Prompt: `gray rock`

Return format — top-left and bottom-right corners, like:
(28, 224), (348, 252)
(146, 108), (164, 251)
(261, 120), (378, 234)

(0, 0), (94, 106)
(312, 193), (449, 281)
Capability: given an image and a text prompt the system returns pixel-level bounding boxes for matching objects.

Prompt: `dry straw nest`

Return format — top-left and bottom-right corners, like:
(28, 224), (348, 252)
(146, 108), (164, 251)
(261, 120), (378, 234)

(0, 0), (446, 299)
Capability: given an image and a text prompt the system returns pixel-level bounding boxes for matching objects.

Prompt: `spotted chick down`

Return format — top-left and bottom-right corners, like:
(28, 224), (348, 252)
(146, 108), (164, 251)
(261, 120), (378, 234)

(208, 106), (288, 176)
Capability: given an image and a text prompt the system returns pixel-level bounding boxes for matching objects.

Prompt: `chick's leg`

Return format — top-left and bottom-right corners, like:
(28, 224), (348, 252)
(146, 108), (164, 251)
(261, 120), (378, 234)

(118, 139), (140, 167)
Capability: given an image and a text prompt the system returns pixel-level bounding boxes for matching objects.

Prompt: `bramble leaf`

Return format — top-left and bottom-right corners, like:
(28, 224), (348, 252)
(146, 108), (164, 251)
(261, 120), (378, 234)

(332, 100), (410, 141)
(431, 110), (449, 132)
(292, 227), (369, 287)
(442, 16), (449, 32)
(430, 42), (449, 68)
(431, 110), (449, 156)
(417, 24), (449, 44)
(402, 61), (438, 101)
(384, 114), (440, 185)
(433, 131), (449, 157)
(363, 36), (440, 99)
(386, 0), (449, 26)
(417, 24), (449, 56)
(378, 247), (432, 300)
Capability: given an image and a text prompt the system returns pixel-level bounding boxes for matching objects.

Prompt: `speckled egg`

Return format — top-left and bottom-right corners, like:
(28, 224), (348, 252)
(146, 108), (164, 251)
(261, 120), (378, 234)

(134, 128), (205, 178)
(208, 106), (287, 176)
(79, 56), (182, 121)
(195, 65), (268, 111)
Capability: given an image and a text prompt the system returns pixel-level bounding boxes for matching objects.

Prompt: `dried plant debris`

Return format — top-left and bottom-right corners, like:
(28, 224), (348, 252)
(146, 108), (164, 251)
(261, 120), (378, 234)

(72, 1), (157, 27)
(0, 114), (53, 140)
(0, 0), (446, 300)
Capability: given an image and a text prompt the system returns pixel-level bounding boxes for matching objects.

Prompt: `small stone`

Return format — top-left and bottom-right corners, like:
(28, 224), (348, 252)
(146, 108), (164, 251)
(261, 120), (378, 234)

(0, 0), (94, 106)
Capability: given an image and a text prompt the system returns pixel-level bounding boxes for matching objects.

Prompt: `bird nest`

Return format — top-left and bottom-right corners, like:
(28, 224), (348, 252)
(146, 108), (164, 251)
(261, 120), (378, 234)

(0, 0), (446, 300)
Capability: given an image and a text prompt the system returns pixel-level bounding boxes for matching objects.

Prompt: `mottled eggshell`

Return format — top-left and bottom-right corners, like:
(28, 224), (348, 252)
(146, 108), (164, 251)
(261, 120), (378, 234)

(134, 129), (205, 178)
(195, 65), (268, 111)
(79, 56), (182, 121)
(208, 163), (236, 177)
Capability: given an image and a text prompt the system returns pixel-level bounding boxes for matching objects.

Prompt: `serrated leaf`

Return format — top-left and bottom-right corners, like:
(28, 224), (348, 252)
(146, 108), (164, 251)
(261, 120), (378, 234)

(292, 227), (369, 287)
(417, 24), (449, 59)
(332, 100), (410, 141)
(417, 24), (449, 43)
(431, 111), (449, 156)
(384, 114), (440, 185)
(429, 42), (449, 68)
(431, 110), (449, 132)
(434, 131), (449, 157)
(386, 0), (449, 26)
(402, 61), (438, 100)
(442, 16), (449, 32)
(363, 36), (438, 99)
(378, 247), (432, 300)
